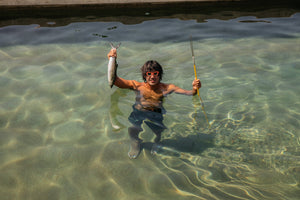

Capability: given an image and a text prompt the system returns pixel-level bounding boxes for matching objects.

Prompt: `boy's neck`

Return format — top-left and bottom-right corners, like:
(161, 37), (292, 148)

(145, 82), (160, 90)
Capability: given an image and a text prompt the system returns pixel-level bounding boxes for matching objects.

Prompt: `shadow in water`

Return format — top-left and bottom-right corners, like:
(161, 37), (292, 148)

(109, 89), (129, 130)
(141, 132), (216, 157)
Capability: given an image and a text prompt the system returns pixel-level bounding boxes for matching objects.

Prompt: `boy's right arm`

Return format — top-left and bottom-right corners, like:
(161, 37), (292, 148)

(114, 76), (138, 89)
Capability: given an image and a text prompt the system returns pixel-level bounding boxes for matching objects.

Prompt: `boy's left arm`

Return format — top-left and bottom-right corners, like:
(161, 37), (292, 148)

(171, 79), (201, 96)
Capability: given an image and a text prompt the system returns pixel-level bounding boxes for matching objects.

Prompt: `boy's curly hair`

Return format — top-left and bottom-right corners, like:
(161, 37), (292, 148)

(140, 60), (163, 82)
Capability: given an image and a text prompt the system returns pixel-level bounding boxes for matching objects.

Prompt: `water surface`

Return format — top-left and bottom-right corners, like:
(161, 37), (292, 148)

(0, 12), (300, 200)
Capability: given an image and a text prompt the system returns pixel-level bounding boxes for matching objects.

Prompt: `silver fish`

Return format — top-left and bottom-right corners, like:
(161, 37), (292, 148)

(108, 42), (121, 88)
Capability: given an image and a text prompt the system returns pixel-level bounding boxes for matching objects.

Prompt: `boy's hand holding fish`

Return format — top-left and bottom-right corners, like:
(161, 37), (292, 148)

(107, 48), (117, 59)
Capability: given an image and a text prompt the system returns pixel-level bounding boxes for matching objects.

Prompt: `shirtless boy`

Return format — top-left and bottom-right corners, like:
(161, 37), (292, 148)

(107, 48), (201, 159)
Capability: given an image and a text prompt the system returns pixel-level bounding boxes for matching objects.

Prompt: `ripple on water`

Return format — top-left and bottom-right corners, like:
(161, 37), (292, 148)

(8, 103), (49, 130)
(72, 93), (99, 109)
(0, 172), (18, 200)
(0, 76), (11, 87)
(9, 79), (36, 96)
(46, 111), (66, 125)
(42, 64), (67, 81)
(83, 111), (103, 129)
(147, 173), (180, 198)
(0, 95), (22, 112)
(8, 65), (42, 80)
(96, 180), (125, 200)
(53, 121), (85, 142)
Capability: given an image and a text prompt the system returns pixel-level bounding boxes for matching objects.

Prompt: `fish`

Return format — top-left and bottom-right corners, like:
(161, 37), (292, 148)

(108, 42), (121, 88)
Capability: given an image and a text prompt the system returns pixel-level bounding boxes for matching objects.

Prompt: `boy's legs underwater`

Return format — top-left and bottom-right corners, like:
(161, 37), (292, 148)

(128, 126), (143, 159)
(127, 106), (166, 159)
(128, 124), (164, 158)
(145, 121), (165, 154)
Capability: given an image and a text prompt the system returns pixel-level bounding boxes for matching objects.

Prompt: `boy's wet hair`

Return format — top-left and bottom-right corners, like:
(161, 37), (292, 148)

(141, 60), (163, 82)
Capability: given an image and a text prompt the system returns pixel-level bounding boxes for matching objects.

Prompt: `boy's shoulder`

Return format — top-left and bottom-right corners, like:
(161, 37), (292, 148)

(131, 80), (144, 90)
(159, 83), (178, 93)
(160, 82), (175, 89)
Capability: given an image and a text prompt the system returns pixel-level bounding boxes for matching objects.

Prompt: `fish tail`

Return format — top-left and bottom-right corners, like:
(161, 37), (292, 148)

(110, 42), (121, 49)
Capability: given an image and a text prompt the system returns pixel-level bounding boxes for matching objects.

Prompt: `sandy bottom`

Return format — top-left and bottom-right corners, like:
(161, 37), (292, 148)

(0, 36), (299, 199)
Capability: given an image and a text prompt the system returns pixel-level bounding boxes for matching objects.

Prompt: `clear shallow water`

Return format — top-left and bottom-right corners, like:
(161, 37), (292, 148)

(0, 13), (300, 200)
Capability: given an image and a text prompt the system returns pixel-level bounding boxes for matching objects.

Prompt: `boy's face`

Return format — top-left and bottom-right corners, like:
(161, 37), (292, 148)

(145, 71), (160, 86)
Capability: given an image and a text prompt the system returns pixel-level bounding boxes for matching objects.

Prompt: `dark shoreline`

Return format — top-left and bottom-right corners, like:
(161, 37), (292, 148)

(0, 0), (299, 27)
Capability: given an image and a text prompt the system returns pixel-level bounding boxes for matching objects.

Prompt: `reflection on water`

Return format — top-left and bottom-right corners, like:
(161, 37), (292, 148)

(0, 14), (300, 200)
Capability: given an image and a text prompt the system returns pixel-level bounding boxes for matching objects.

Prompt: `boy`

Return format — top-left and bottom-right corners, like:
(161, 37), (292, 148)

(107, 48), (201, 159)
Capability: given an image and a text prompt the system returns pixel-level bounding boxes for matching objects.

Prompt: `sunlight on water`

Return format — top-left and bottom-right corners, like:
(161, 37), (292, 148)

(0, 16), (300, 200)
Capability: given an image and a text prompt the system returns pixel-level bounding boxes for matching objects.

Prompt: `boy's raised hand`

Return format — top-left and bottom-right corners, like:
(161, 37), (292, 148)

(193, 79), (201, 90)
(107, 48), (117, 60)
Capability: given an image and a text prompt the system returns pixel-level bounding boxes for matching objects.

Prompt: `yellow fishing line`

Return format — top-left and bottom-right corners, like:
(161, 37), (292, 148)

(190, 37), (210, 128)
(193, 63), (210, 128)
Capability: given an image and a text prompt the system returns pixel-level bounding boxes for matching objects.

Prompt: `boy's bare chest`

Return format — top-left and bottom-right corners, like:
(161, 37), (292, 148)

(139, 86), (165, 101)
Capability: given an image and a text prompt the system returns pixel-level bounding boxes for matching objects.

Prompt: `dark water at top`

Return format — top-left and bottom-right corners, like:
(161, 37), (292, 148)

(1, 12), (300, 46)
